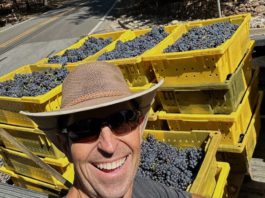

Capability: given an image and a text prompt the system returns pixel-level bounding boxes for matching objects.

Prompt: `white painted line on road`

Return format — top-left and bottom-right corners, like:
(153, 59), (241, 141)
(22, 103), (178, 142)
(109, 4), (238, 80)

(88, 0), (119, 35)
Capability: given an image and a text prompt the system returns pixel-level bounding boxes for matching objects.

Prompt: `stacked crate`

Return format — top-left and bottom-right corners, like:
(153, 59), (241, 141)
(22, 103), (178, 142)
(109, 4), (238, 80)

(0, 13), (257, 197)
(0, 27), (179, 195)
(36, 30), (127, 67)
(0, 30), (136, 195)
(141, 14), (262, 197)
(79, 25), (181, 87)
(86, 23), (232, 197)
(142, 129), (229, 198)
(0, 65), (74, 196)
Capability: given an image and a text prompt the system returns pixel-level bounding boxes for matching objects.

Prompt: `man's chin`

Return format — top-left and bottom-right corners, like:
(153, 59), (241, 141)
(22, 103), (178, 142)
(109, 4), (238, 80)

(93, 173), (134, 198)
(96, 184), (132, 198)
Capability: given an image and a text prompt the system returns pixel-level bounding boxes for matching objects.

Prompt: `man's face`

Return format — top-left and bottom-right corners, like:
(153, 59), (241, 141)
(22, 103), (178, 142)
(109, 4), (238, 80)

(67, 104), (144, 198)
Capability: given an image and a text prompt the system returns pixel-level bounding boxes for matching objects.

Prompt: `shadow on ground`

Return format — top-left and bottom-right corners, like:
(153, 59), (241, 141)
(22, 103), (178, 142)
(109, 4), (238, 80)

(52, 0), (223, 27)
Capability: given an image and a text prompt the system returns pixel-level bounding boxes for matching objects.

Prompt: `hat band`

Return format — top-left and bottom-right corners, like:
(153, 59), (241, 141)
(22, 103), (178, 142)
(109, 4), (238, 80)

(64, 90), (129, 108)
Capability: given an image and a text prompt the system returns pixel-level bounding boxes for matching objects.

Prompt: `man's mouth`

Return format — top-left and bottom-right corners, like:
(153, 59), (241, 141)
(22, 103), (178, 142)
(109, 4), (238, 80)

(93, 156), (128, 172)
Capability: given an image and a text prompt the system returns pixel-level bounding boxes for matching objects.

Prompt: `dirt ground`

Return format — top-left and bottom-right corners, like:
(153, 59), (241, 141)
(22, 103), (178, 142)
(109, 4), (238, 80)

(108, 0), (265, 29)
(1, 0), (265, 29)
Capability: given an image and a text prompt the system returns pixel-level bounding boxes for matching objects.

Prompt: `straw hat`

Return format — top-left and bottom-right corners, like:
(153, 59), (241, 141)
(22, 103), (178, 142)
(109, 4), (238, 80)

(21, 62), (163, 132)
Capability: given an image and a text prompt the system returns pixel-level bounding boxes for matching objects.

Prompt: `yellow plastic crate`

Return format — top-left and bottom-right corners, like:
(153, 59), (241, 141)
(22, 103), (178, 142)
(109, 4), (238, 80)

(157, 41), (254, 114)
(156, 70), (259, 146)
(129, 83), (162, 122)
(89, 25), (180, 86)
(0, 147), (72, 186)
(212, 162), (230, 198)
(0, 165), (72, 195)
(0, 124), (65, 159)
(0, 64), (66, 128)
(143, 130), (221, 197)
(217, 91), (263, 173)
(36, 30), (127, 66)
(0, 162), (229, 198)
(0, 62), (160, 128)
(142, 14), (251, 86)
(129, 82), (154, 92)
(96, 25), (180, 65)
(145, 119), (170, 130)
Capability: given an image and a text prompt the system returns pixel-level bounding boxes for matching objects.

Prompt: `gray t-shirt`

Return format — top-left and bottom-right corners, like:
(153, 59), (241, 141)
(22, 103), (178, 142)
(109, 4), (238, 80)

(62, 176), (192, 198)
(133, 176), (192, 198)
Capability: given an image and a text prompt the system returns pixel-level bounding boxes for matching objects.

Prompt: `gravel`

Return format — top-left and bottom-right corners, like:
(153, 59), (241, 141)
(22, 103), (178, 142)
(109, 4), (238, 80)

(0, 158), (10, 183)
(113, 1), (265, 30)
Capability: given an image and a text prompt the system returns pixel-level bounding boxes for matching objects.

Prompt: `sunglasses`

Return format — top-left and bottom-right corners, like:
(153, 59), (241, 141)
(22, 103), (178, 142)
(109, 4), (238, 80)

(63, 110), (142, 142)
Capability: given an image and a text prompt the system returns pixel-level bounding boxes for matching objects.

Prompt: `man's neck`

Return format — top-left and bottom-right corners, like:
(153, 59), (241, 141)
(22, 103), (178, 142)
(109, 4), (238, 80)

(65, 185), (133, 198)
(65, 186), (84, 198)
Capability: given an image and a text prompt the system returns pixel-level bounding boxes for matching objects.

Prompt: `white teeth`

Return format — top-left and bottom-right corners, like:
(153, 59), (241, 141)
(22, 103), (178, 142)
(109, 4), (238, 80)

(96, 157), (126, 170)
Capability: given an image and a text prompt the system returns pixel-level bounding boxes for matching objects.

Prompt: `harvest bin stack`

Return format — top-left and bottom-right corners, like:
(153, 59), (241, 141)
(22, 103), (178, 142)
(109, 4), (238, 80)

(0, 13), (259, 197)
(0, 28), (178, 195)
(141, 14), (262, 198)
(0, 30), (140, 195)
(0, 64), (75, 196)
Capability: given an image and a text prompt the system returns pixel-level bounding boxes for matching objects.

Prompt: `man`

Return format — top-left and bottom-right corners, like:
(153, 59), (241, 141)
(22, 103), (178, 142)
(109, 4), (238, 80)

(22, 62), (203, 198)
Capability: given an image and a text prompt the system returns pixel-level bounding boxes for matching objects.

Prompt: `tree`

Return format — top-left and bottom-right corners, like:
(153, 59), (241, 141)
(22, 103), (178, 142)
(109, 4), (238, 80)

(43, 0), (47, 6)
(11, 0), (19, 10)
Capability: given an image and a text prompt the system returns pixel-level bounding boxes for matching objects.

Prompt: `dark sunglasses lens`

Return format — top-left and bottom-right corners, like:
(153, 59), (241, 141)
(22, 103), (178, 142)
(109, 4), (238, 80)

(67, 110), (141, 142)
(110, 110), (140, 134)
(68, 120), (100, 142)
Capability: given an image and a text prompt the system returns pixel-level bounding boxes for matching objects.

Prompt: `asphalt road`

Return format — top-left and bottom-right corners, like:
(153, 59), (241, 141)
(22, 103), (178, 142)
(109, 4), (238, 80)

(0, 0), (117, 76)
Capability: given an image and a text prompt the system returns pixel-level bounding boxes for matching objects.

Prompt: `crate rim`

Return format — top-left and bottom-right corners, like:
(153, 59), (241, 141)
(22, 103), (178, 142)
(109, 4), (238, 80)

(212, 161), (230, 198)
(0, 64), (64, 104)
(0, 147), (69, 167)
(36, 29), (128, 66)
(99, 25), (181, 65)
(157, 67), (258, 122)
(158, 40), (255, 90)
(0, 166), (70, 190)
(218, 91), (263, 152)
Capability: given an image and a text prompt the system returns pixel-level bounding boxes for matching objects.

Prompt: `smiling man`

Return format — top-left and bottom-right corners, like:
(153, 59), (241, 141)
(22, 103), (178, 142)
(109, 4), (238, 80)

(22, 62), (203, 198)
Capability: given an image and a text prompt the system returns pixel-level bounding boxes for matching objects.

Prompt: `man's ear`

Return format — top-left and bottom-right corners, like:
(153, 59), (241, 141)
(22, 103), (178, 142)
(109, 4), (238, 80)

(46, 132), (73, 163)
(139, 115), (148, 144)
(56, 133), (73, 162)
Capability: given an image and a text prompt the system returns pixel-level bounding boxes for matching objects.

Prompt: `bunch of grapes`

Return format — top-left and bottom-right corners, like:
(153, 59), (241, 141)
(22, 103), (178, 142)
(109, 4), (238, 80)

(98, 26), (168, 60)
(138, 134), (204, 190)
(0, 67), (68, 97)
(164, 22), (239, 53)
(48, 37), (112, 65)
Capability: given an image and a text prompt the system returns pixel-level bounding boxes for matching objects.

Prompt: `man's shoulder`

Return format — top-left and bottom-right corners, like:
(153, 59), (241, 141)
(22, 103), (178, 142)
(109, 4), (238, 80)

(132, 175), (192, 198)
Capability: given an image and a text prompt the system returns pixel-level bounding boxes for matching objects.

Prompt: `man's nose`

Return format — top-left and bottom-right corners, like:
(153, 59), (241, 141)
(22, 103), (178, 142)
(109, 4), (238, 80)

(97, 126), (118, 155)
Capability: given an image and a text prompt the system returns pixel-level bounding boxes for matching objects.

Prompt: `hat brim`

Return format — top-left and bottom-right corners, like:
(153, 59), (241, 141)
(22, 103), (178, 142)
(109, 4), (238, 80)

(20, 80), (163, 131)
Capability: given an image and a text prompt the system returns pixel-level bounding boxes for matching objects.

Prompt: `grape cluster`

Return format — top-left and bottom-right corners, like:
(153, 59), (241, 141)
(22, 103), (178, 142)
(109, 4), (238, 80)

(164, 22), (239, 53)
(98, 27), (168, 60)
(48, 37), (112, 65)
(0, 67), (68, 97)
(137, 134), (204, 190)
